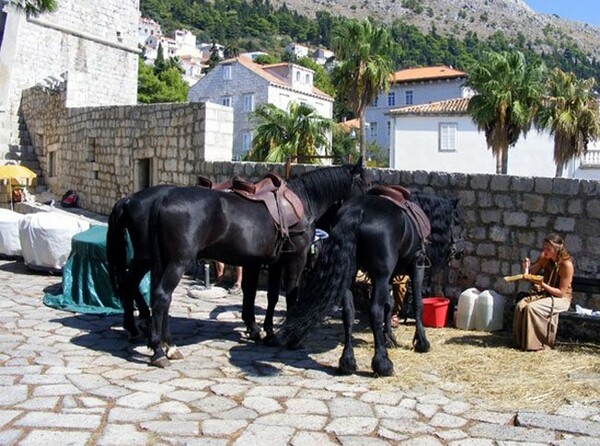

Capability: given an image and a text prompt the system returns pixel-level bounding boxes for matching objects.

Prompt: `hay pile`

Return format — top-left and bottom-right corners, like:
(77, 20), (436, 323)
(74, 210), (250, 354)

(350, 324), (600, 412)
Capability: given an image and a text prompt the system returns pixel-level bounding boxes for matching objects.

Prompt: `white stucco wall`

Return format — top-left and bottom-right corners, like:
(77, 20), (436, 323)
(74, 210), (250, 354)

(366, 78), (465, 150)
(390, 114), (559, 178)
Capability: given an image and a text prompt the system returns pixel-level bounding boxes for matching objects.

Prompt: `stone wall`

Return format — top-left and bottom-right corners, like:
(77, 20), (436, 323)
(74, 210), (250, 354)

(0, 0), (139, 159)
(200, 162), (600, 311)
(20, 85), (233, 214)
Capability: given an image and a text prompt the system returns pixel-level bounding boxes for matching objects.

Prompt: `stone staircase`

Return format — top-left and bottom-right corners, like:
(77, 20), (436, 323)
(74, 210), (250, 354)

(2, 111), (46, 193)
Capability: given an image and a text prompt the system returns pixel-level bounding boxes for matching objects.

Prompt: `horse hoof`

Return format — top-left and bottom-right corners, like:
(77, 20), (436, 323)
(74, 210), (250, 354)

(372, 357), (394, 377)
(151, 355), (171, 368)
(247, 328), (262, 343)
(262, 334), (281, 347)
(166, 346), (184, 360)
(338, 356), (357, 375)
(413, 338), (431, 353)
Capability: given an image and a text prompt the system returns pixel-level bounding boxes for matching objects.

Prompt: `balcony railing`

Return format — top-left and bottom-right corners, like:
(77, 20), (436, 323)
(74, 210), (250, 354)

(579, 150), (600, 168)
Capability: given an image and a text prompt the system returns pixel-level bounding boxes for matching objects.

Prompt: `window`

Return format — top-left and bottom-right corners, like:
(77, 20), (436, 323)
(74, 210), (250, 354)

(243, 131), (253, 153)
(296, 71), (300, 82)
(243, 94), (254, 112)
(370, 122), (378, 138)
(388, 92), (396, 107)
(387, 121), (391, 136)
(221, 96), (232, 107)
(48, 150), (57, 177)
(305, 73), (310, 84)
(222, 65), (232, 80)
(372, 96), (378, 107)
(439, 122), (458, 152)
(406, 90), (413, 105)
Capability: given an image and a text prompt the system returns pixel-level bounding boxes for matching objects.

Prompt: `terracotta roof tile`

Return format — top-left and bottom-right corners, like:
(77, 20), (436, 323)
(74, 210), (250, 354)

(390, 66), (467, 84)
(235, 56), (332, 101)
(389, 97), (470, 115)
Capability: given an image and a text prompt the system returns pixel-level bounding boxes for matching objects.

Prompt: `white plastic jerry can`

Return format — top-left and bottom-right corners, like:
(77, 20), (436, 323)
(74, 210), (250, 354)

(456, 287), (481, 330)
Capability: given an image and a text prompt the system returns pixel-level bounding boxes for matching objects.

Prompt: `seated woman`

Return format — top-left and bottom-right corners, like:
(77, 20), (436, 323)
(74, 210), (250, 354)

(513, 233), (574, 351)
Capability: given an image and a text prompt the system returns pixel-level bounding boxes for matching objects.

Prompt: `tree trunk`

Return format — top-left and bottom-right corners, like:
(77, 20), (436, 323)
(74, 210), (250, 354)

(555, 161), (564, 178)
(359, 114), (367, 160)
(501, 146), (509, 174)
(495, 149), (503, 174)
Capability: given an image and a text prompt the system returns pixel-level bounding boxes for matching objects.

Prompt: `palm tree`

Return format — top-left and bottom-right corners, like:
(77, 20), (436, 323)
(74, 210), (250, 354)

(6, 0), (57, 15)
(330, 19), (393, 159)
(466, 50), (545, 174)
(246, 102), (334, 163)
(536, 68), (600, 177)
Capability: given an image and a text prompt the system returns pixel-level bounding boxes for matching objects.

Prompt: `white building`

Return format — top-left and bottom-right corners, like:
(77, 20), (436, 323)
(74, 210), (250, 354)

(313, 48), (334, 67)
(0, 0), (139, 160)
(365, 66), (469, 152)
(138, 17), (162, 47)
(198, 43), (225, 61)
(285, 43), (309, 59)
(188, 55), (334, 160)
(388, 97), (600, 179)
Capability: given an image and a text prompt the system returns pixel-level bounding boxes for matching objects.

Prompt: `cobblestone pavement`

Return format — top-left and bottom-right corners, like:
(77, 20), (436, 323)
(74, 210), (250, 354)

(1, 259), (599, 446)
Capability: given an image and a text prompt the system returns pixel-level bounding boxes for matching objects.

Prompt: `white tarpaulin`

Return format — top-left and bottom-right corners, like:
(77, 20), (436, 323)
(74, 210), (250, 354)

(19, 212), (90, 271)
(0, 207), (23, 257)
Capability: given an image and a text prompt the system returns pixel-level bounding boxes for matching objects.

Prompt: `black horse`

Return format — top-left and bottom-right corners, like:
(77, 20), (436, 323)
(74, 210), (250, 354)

(107, 185), (175, 339)
(281, 190), (463, 377)
(145, 161), (367, 367)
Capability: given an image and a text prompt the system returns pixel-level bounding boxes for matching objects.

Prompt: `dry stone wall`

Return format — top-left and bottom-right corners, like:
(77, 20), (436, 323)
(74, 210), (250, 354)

(201, 162), (600, 310)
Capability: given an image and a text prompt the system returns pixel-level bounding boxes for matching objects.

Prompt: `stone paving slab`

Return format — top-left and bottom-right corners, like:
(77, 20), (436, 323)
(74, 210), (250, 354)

(1, 259), (599, 445)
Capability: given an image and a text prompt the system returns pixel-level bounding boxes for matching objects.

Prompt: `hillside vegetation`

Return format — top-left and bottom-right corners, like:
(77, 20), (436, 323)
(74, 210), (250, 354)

(140, 0), (600, 85)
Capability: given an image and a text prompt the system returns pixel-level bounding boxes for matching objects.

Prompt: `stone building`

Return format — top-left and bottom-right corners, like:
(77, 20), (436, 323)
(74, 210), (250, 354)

(188, 55), (334, 160)
(0, 0), (140, 165)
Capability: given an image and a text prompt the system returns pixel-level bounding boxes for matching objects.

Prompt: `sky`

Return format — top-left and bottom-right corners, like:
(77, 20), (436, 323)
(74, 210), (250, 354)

(524, 0), (600, 27)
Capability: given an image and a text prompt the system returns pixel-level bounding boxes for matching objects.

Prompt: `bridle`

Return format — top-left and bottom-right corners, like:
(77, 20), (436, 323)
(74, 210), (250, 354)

(446, 205), (464, 265)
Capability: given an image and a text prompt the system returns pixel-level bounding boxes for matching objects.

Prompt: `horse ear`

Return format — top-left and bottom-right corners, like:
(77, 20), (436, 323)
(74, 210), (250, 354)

(352, 156), (364, 173)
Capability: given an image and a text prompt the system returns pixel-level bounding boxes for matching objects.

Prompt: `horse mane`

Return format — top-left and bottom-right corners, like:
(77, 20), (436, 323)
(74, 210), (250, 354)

(287, 165), (353, 217)
(410, 191), (458, 271)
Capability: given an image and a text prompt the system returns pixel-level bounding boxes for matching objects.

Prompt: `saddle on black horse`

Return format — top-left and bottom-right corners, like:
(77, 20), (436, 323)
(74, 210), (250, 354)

(197, 173), (304, 239)
(367, 185), (431, 242)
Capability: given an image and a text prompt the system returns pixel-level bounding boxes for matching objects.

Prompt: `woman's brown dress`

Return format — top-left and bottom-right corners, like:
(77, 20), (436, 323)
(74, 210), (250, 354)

(513, 259), (572, 351)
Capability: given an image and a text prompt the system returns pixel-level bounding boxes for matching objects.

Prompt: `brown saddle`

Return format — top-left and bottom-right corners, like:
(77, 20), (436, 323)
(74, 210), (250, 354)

(232, 173), (304, 238)
(196, 175), (233, 192)
(368, 185), (431, 242)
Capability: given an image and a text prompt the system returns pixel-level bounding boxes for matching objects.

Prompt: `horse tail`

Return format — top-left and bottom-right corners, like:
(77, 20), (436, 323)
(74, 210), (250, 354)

(282, 207), (364, 344)
(148, 191), (167, 294)
(106, 197), (129, 296)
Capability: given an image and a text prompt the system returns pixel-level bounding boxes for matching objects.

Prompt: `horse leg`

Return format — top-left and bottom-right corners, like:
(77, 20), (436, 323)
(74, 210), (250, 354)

(149, 263), (185, 367)
(384, 286), (400, 348)
(370, 277), (394, 376)
(241, 263), (262, 342)
(118, 269), (140, 340)
(338, 288), (357, 375)
(411, 264), (431, 353)
(262, 262), (282, 346)
(127, 262), (151, 341)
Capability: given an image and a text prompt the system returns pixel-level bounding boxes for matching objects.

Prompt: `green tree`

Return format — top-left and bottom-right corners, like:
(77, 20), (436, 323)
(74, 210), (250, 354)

(138, 58), (188, 104)
(246, 102), (334, 163)
(330, 19), (393, 158)
(154, 43), (167, 74)
(331, 125), (359, 164)
(536, 68), (600, 177)
(7, 0), (57, 15)
(466, 50), (545, 174)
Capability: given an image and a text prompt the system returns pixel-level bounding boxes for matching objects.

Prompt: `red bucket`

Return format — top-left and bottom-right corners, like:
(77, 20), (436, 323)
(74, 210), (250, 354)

(422, 297), (449, 328)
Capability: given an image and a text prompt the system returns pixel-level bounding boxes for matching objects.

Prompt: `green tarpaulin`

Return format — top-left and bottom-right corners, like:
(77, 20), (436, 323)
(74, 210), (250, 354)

(43, 225), (149, 315)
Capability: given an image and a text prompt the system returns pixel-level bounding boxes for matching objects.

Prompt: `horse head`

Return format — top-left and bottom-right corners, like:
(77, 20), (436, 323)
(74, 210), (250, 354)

(410, 192), (463, 272)
(445, 198), (465, 264)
